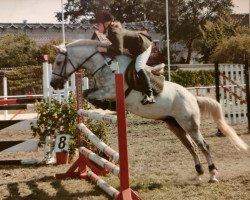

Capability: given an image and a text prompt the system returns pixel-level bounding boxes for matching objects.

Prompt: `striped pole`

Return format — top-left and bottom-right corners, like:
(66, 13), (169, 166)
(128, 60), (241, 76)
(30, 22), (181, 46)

(78, 123), (119, 163)
(87, 170), (119, 198)
(0, 104), (35, 110)
(80, 147), (120, 177)
(0, 159), (38, 165)
(0, 98), (41, 105)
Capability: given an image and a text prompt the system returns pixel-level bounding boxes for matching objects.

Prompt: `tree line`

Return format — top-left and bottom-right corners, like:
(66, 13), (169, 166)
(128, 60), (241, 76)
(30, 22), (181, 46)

(0, 35), (60, 95)
(0, 34), (59, 69)
(56, 0), (250, 64)
(0, 0), (249, 70)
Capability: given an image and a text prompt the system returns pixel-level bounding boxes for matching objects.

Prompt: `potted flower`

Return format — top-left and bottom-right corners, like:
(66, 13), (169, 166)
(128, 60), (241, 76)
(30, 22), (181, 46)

(31, 94), (77, 164)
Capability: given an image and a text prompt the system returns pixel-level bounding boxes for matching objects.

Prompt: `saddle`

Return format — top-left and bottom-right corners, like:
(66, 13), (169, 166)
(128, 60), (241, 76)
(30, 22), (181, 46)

(125, 61), (165, 96)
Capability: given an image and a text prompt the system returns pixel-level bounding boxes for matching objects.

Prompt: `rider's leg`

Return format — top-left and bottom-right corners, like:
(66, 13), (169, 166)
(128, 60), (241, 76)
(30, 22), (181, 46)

(135, 45), (155, 105)
(137, 69), (155, 104)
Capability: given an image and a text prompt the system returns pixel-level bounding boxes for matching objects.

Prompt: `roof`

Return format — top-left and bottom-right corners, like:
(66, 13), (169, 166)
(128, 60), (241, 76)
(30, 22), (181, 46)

(0, 21), (155, 32)
(0, 23), (95, 31)
(231, 14), (249, 27)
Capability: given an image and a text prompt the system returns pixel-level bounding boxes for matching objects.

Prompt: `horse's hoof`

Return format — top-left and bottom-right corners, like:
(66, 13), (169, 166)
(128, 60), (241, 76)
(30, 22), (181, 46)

(208, 178), (219, 183)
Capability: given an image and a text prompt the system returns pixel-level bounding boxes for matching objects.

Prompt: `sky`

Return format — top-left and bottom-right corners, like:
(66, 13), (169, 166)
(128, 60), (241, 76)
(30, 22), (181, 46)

(0, 0), (249, 23)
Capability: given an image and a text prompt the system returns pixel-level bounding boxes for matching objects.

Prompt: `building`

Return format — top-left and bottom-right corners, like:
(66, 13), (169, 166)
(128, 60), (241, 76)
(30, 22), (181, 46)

(0, 21), (162, 44)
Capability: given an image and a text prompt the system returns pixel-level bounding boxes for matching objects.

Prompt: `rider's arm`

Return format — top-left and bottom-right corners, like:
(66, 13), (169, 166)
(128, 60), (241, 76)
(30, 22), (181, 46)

(106, 28), (124, 56)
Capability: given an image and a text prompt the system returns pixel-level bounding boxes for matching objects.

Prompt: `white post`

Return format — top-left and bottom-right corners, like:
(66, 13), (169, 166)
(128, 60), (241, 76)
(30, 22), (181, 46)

(166, 0), (171, 81)
(83, 77), (89, 108)
(83, 77), (89, 90)
(44, 135), (56, 164)
(43, 62), (50, 99)
(64, 81), (69, 100)
(3, 76), (8, 120)
(61, 0), (66, 44)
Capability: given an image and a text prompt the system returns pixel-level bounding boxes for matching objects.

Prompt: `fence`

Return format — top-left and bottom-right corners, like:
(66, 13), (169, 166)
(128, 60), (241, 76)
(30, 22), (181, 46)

(215, 62), (250, 128)
(55, 73), (141, 199)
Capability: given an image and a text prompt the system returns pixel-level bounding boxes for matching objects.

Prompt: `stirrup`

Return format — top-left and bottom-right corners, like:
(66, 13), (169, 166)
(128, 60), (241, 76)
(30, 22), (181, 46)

(141, 95), (156, 105)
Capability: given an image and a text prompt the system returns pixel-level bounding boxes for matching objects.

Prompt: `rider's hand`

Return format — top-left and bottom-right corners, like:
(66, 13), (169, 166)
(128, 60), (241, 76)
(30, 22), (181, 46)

(101, 40), (112, 46)
(123, 48), (131, 55)
(97, 47), (107, 53)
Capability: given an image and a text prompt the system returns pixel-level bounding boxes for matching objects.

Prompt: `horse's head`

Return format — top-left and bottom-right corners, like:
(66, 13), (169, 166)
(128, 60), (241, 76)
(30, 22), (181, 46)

(50, 39), (108, 90)
(50, 44), (71, 90)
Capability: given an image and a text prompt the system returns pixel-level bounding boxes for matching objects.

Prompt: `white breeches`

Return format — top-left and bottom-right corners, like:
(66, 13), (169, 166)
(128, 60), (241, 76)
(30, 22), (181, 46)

(135, 45), (152, 72)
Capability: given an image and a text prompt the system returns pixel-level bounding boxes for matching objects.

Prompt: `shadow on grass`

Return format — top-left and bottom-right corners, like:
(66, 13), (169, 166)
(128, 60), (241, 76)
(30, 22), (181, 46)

(133, 181), (163, 191)
(3, 176), (109, 200)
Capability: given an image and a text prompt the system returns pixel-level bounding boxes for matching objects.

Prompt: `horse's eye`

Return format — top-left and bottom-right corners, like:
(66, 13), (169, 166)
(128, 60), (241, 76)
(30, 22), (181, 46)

(57, 61), (62, 65)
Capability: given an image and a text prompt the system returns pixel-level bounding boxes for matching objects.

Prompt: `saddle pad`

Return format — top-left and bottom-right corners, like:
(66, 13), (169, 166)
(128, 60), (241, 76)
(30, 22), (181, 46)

(125, 62), (165, 95)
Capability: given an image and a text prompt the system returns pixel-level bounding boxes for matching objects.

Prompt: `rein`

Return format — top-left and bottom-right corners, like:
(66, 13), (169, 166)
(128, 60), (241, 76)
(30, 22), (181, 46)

(53, 48), (112, 86)
(53, 50), (99, 80)
(91, 55), (112, 77)
(54, 46), (134, 100)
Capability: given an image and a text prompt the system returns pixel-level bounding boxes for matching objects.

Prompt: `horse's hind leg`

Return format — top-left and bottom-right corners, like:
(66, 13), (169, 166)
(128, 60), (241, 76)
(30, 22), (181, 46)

(165, 117), (204, 181)
(191, 134), (218, 183)
(181, 117), (219, 183)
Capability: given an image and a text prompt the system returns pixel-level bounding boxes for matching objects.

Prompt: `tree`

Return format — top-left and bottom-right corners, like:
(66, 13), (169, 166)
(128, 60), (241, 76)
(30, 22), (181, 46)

(110, 0), (146, 22)
(36, 39), (61, 64)
(144, 0), (183, 34)
(56, 0), (234, 63)
(196, 15), (242, 63)
(56, 0), (145, 23)
(145, 0), (234, 63)
(55, 0), (112, 23)
(210, 34), (250, 63)
(0, 34), (38, 68)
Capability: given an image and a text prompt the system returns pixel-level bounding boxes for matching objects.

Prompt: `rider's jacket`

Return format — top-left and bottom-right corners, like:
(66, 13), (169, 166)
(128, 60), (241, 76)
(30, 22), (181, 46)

(106, 26), (152, 58)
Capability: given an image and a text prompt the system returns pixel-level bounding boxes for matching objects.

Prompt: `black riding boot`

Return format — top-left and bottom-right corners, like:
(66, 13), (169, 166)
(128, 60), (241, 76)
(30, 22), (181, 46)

(137, 69), (156, 105)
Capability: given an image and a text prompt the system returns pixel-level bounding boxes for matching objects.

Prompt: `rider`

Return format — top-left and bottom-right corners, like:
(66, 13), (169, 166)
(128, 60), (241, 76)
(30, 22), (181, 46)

(95, 10), (155, 105)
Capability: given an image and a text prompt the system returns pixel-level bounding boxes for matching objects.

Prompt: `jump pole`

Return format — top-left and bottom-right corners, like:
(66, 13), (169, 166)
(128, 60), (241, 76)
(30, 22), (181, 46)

(114, 73), (141, 200)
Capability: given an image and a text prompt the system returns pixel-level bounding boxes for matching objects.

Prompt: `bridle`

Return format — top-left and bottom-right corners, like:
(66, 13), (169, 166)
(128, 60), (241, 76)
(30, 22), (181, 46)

(52, 50), (99, 80)
(53, 47), (132, 98)
(52, 48), (113, 82)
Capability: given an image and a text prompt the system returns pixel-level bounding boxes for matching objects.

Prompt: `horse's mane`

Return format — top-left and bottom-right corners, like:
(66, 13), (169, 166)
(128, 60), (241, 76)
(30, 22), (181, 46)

(66, 39), (109, 48)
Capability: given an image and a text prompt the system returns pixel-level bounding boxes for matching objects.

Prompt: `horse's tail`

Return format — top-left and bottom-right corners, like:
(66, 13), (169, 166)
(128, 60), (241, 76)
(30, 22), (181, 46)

(196, 96), (249, 151)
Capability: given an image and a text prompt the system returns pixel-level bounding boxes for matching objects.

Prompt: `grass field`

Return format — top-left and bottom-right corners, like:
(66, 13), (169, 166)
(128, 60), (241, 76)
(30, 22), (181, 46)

(0, 114), (249, 200)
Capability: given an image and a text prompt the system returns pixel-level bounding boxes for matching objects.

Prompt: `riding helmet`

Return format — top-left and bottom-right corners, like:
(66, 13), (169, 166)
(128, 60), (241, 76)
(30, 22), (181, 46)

(95, 11), (114, 23)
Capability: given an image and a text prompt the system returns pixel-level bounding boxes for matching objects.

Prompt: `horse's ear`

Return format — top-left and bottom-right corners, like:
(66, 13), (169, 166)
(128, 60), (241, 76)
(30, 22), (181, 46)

(53, 44), (67, 53)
